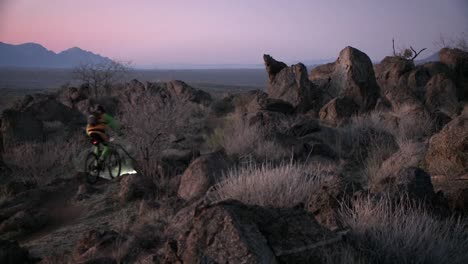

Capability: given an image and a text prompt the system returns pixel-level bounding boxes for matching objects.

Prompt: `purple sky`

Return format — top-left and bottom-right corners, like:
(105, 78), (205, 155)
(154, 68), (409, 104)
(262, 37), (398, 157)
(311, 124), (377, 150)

(1, 0), (467, 66)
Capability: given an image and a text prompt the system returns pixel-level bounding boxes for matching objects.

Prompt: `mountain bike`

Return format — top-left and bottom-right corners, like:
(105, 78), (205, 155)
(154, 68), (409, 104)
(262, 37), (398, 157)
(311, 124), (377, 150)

(84, 136), (122, 184)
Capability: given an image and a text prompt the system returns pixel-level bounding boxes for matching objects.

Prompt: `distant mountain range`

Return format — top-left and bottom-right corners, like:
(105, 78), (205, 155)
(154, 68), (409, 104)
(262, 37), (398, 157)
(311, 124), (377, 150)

(0, 42), (112, 68)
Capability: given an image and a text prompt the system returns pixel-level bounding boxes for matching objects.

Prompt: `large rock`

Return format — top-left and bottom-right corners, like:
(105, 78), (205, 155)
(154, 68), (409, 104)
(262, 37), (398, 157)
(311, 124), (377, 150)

(439, 48), (468, 100)
(264, 55), (320, 112)
(319, 96), (359, 126)
(0, 239), (30, 264)
(57, 83), (90, 110)
(121, 80), (212, 107)
(374, 56), (417, 108)
(407, 62), (453, 98)
(149, 80), (212, 106)
(118, 174), (156, 203)
(424, 74), (459, 116)
(178, 151), (229, 201)
(310, 46), (380, 111)
(177, 200), (341, 263)
(425, 113), (468, 177)
(306, 176), (356, 230)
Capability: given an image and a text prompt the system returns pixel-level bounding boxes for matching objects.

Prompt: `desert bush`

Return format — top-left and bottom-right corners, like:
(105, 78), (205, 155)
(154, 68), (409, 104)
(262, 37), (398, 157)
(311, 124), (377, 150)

(211, 161), (328, 207)
(435, 32), (468, 51)
(392, 104), (435, 141)
(340, 196), (468, 264)
(207, 114), (265, 157)
(3, 139), (81, 185)
(120, 94), (208, 186)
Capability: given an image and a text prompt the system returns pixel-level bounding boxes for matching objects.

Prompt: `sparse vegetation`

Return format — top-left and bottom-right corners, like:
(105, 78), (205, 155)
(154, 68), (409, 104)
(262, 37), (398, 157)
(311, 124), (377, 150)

(339, 196), (468, 264)
(211, 161), (328, 207)
(73, 60), (131, 98)
(3, 139), (81, 185)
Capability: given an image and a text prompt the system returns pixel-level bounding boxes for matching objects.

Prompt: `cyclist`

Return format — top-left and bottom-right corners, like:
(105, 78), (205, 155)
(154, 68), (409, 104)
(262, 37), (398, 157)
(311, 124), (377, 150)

(86, 105), (121, 168)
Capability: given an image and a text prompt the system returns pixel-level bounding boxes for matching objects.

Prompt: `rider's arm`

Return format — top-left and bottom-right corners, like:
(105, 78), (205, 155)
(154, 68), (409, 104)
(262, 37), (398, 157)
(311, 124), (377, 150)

(103, 113), (121, 134)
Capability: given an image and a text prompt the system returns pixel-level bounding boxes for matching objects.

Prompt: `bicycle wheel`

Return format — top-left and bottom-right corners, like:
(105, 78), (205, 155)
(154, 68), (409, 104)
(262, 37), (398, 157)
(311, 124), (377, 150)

(85, 152), (100, 184)
(106, 150), (121, 179)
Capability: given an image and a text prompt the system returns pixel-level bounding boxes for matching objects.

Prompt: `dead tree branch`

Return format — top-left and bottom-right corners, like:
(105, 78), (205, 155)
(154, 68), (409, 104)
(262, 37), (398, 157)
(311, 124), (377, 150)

(409, 46), (427, 61)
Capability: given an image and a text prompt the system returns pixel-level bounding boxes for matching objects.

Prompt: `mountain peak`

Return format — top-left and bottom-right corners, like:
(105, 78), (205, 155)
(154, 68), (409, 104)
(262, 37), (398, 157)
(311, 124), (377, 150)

(0, 41), (112, 68)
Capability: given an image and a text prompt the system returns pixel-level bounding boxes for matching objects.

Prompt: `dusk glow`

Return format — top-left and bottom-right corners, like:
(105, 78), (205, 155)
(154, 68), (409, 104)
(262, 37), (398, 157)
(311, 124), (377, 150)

(1, 0), (467, 66)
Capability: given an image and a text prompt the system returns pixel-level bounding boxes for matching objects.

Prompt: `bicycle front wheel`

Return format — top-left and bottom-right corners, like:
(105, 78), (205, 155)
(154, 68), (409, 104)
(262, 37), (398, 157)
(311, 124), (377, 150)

(85, 152), (100, 184)
(107, 151), (121, 179)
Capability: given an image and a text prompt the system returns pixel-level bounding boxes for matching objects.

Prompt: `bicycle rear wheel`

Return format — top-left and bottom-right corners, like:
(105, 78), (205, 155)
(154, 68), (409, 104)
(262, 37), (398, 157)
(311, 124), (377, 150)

(107, 151), (121, 179)
(85, 152), (100, 184)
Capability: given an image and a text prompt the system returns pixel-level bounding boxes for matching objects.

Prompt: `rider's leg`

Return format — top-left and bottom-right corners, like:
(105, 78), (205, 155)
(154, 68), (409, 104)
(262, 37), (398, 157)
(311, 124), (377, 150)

(100, 145), (109, 161)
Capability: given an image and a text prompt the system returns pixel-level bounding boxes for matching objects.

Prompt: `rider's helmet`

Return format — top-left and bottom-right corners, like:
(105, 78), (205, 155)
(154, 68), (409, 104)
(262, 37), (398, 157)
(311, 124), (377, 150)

(95, 104), (106, 114)
(87, 115), (98, 126)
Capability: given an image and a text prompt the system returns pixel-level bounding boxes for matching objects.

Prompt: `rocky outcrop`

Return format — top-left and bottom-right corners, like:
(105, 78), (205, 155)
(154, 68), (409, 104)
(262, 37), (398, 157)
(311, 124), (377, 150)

(374, 56), (418, 108)
(439, 48), (468, 100)
(306, 176), (356, 230)
(424, 74), (459, 116)
(118, 174), (156, 203)
(425, 112), (468, 177)
(177, 151), (229, 201)
(310, 46), (380, 111)
(319, 96), (359, 126)
(121, 80), (212, 107)
(149, 80), (212, 106)
(264, 55), (320, 112)
(57, 83), (90, 110)
(174, 200), (341, 263)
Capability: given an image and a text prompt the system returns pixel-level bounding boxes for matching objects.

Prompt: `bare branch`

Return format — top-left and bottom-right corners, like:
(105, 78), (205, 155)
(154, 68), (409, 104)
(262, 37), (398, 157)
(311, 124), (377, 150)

(409, 46), (427, 61)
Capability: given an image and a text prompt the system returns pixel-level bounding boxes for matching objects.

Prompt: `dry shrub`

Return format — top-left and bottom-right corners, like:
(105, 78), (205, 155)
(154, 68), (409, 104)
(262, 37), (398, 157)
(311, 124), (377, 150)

(207, 113), (264, 157)
(121, 94), (208, 185)
(340, 196), (468, 264)
(392, 104), (435, 141)
(211, 161), (328, 207)
(3, 139), (80, 185)
(334, 112), (398, 185)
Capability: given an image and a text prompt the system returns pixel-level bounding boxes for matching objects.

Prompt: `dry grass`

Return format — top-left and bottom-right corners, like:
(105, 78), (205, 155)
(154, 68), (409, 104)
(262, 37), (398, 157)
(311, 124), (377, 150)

(339, 196), (468, 264)
(392, 104), (435, 142)
(3, 139), (81, 185)
(207, 114), (265, 158)
(210, 161), (329, 208)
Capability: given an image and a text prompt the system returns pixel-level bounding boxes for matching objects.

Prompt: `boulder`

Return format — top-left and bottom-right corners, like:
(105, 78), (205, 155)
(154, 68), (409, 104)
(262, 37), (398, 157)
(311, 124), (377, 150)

(286, 119), (321, 137)
(148, 80), (212, 106)
(439, 48), (468, 100)
(178, 151), (229, 201)
(310, 46), (380, 111)
(118, 174), (156, 203)
(306, 176), (355, 230)
(177, 200), (341, 263)
(425, 113), (468, 177)
(264, 55), (320, 112)
(424, 74), (459, 116)
(407, 62), (453, 98)
(0, 239), (30, 264)
(431, 174), (468, 214)
(374, 56), (417, 108)
(57, 83), (90, 109)
(319, 96), (359, 126)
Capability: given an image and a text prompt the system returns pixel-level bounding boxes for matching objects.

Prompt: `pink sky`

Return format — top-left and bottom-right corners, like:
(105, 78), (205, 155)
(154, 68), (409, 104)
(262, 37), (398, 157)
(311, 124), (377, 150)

(1, 0), (467, 66)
